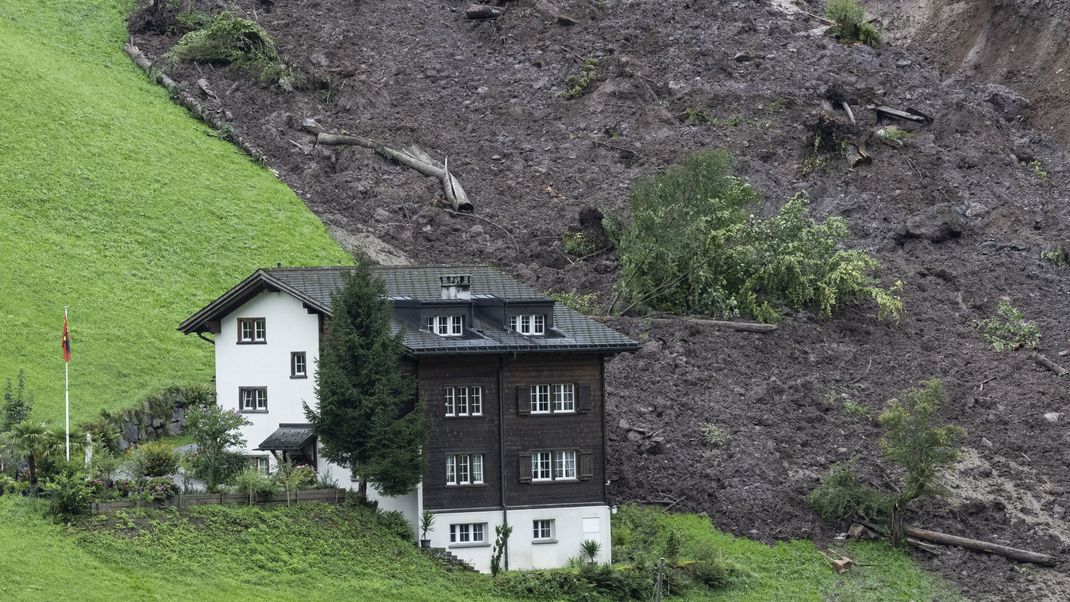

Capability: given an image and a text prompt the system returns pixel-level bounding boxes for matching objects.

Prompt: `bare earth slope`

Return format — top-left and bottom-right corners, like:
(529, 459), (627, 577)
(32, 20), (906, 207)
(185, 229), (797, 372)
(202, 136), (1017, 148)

(130, 1), (1070, 599)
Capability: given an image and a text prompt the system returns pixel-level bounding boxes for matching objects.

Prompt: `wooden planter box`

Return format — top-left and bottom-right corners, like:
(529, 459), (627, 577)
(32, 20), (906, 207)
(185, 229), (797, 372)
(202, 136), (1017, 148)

(92, 488), (345, 512)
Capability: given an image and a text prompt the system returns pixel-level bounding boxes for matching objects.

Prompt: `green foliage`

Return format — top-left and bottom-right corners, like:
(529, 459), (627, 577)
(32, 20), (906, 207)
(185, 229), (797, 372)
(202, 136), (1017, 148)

(876, 127), (912, 145)
(808, 464), (890, 522)
(140, 476), (179, 502)
(826, 0), (882, 48)
(185, 405), (249, 492)
(1029, 159), (1049, 181)
(842, 398), (871, 420)
(563, 58), (599, 99)
(127, 441), (179, 479)
(174, 10), (212, 31)
(679, 559), (731, 589)
(0, 473), (27, 496)
(232, 468), (277, 505)
(879, 379), (964, 504)
(561, 230), (605, 258)
(9, 421), (55, 489)
(309, 263), (427, 498)
(549, 291), (601, 315)
(43, 467), (92, 518)
(1041, 246), (1069, 267)
(273, 460), (317, 505)
(491, 522), (513, 577)
(170, 12), (300, 88)
(701, 422), (731, 448)
(378, 509), (415, 543)
(89, 449), (119, 481)
(0, 0), (351, 427)
(580, 538), (602, 564)
(2, 369), (34, 431)
(665, 529), (682, 564)
(615, 151), (902, 322)
(801, 154), (828, 175)
(976, 301), (1040, 351)
(420, 509), (436, 539)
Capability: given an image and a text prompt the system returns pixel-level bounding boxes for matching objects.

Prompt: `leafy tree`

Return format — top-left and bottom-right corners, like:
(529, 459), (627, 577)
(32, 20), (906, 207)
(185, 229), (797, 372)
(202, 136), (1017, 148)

(307, 263), (427, 498)
(43, 466), (92, 519)
(275, 460), (317, 505)
(185, 405), (249, 492)
(2, 370), (34, 431)
(10, 421), (55, 492)
(614, 151), (902, 323)
(976, 301), (1040, 351)
(808, 379), (964, 547)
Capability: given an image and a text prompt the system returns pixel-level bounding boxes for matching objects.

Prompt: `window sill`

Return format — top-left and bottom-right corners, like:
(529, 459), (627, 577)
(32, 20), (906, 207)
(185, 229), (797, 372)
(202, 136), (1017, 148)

(236, 340), (267, 345)
(443, 414), (485, 419)
(532, 539), (558, 545)
(529, 479), (579, 484)
(290, 375), (308, 380)
(445, 483), (487, 488)
(239, 409), (269, 414)
(449, 542), (491, 549)
(526, 411), (577, 417)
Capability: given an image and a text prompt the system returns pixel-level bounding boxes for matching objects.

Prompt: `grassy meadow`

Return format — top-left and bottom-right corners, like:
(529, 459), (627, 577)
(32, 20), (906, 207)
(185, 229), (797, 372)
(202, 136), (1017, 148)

(0, 0), (351, 425)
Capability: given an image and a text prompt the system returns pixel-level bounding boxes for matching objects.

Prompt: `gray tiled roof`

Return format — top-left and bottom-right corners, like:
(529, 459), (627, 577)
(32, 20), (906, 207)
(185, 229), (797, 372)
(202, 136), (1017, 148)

(257, 424), (314, 451)
(181, 265), (638, 356)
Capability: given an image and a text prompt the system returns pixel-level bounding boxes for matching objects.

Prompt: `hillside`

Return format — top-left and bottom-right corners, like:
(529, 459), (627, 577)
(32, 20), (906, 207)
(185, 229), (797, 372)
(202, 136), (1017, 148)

(127, 1), (1070, 599)
(0, 0), (351, 425)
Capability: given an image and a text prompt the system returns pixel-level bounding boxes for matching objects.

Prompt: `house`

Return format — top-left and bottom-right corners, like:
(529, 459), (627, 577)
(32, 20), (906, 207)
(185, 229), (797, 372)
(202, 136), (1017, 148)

(179, 265), (638, 572)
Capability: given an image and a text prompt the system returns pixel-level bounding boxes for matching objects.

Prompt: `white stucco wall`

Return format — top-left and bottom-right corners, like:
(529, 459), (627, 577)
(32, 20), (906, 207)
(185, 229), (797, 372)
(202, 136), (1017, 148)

(427, 505), (612, 573)
(216, 290), (320, 459)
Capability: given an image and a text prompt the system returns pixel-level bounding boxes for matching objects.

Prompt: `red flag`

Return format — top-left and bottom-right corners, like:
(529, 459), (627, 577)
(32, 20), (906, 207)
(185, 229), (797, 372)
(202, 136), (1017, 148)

(62, 311), (71, 363)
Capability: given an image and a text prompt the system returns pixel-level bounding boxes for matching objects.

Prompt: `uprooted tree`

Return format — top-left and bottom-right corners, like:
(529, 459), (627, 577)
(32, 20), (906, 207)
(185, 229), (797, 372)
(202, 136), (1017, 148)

(809, 378), (963, 546)
(306, 263), (427, 498)
(612, 150), (902, 323)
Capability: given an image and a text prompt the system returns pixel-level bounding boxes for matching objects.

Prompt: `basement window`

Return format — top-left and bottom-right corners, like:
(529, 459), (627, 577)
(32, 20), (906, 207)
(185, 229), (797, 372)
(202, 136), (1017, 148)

(449, 523), (487, 545)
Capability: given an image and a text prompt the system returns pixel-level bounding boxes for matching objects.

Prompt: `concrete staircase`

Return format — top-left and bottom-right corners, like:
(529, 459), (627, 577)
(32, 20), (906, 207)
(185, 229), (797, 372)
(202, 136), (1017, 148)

(423, 547), (476, 572)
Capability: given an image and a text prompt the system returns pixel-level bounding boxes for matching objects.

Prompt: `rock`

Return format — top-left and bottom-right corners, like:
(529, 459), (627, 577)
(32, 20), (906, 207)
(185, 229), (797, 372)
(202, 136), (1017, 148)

(151, 417), (164, 428)
(618, 418), (631, 430)
(467, 225), (485, 237)
(640, 340), (662, 355)
(373, 208), (392, 223)
(166, 421), (182, 437)
(1043, 412), (1061, 424)
(985, 84), (1031, 122)
(123, 422), (138, 444)
(733, 52), (760, 62)
(117, 438), (130, 451)
(895, 59), (913, 68)
(897, 204), (966, 243)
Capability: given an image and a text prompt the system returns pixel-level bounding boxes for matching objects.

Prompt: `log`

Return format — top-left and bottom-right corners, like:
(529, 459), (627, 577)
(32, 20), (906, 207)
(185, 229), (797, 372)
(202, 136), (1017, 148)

(652, 317), (778, 333)
(316, 132), (475, 212)
(123, 44), (265, 162)
(466, 4), (506, 19)
(904, 525), (1057, 566)
(1033, 352), (1068, 377)
(874, 105), (930, 123)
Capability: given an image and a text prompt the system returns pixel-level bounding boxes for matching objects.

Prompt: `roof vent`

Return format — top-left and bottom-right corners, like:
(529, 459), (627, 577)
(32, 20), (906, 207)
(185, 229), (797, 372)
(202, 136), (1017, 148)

(440, 274), (472, 300)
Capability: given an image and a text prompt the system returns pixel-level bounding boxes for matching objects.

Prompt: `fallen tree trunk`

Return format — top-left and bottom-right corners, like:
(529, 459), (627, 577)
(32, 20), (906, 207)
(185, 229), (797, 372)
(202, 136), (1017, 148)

(652, 317), (778, 333)
(315, 132), (474, 212)
(123, 43), (266, 163)
(466, 4), (506, 19)
(874, 105), (930, 123)
(904, 525), (1057, 566)
(1033, 352), (1068, 377)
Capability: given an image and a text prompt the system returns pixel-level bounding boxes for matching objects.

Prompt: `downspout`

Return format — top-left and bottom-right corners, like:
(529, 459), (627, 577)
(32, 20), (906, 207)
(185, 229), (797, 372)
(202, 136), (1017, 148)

(497, 353), (509, 571)
(196, 332), (214, 344)
(600, 355), (608, 506)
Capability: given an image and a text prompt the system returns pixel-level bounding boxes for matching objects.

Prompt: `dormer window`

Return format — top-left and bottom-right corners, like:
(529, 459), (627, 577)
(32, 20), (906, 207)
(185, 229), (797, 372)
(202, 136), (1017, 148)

(509, 314), (545, 336)
(237, 318), (266, 343)
(427, 315), (464, 337)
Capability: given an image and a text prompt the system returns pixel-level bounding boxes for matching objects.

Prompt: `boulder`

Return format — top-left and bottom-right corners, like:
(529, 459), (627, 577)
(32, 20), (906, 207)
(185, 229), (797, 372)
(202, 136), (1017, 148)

(898, 204), (966, 243)
(1043, 412), (1061, 424)
(985, 84), (1031, 122)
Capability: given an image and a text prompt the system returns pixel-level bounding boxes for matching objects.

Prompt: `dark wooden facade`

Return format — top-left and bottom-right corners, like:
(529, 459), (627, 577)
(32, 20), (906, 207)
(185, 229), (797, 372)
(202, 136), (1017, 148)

(418, 353), (607, 512)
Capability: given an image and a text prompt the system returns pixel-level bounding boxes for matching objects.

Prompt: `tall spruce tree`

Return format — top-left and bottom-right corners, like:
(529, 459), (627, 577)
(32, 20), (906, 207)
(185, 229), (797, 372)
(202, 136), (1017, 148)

(307, 264), (426, 497)
(2, 370), (33, 431)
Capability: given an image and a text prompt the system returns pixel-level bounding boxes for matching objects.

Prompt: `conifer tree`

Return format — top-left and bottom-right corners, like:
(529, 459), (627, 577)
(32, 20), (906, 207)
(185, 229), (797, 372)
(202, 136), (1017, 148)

(308, 264), (426, 497)
(2, 370), (33, 431)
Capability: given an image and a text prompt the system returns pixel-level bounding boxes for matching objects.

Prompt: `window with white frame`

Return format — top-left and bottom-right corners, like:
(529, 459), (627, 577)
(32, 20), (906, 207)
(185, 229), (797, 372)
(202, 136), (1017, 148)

(449, 523), (487, 544)
(291, 352), (307, 378)
(552, 384), (575, 413)
(531, 451), (552, 481)
(237, 318), (266, 343)
(444, 386), (482, 417)
(445, 454), (484, 485)
(248, 456), (270, 475)
(239, 387), (267, 412)
(553, 450), (577, 480)
(533, 519), (555, 541)
(509, 314), (546, 336)
(426, 315), (463, 336)
(529, 385), (551, 414)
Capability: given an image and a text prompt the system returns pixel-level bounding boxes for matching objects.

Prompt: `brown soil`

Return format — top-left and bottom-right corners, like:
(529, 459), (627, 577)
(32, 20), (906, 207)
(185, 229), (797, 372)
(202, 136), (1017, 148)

(129, 1), (1070, 599)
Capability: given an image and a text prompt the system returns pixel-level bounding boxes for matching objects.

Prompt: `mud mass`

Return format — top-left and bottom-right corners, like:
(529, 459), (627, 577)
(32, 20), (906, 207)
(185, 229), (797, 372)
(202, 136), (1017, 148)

(130, 1), (1070, 599)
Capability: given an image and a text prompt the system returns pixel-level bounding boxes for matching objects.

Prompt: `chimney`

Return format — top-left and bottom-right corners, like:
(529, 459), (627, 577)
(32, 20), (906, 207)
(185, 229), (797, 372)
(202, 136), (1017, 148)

(440, 274), (472, 300)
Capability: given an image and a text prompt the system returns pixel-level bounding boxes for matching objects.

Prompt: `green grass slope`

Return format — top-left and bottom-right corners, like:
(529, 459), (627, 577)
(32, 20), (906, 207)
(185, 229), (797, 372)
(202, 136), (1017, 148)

(0, 0), (351, 424)
(0, 497), (501, 601)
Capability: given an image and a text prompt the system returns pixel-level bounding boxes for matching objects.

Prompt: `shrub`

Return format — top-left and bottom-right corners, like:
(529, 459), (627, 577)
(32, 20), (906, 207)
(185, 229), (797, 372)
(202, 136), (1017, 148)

(141, 476), (179, 502)
(185, 405), (249, 492)
(680, 559), (731, 589)
(808, 464), (889, 522)
(561, 231), (604, 259)
(580, 539), (602, 564)
(549, 291), (601, 315)
(127, 441), (179, 478)
(0, 474), (26, 496)
(615, 151), (902, 322)
(378, 509), (415, 543)
(1041, 246), (1069, 267)
(563, 58), (599, 99)
(701, 423), (731, 448)
(114, 478), (137, 499)
(43, 469), (92, 518)
(232, 468), (277, 505)
(170, 12), (300, 88)
(976, 301), (1040, 351)
(826, 0), (882, 48)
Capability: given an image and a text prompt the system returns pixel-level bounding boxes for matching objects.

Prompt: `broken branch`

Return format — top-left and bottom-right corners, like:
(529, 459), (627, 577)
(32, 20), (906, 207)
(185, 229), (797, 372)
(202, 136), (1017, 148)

(903, 525), (1056, 566)
(1033, 352), (1068, 377)
(465, 4), (506, 19)
(874, 105), (930, 123)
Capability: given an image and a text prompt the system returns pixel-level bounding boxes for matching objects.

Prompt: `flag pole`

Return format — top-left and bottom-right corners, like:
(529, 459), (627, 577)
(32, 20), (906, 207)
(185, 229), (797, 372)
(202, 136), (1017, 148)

(65, 307), (70, 463)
